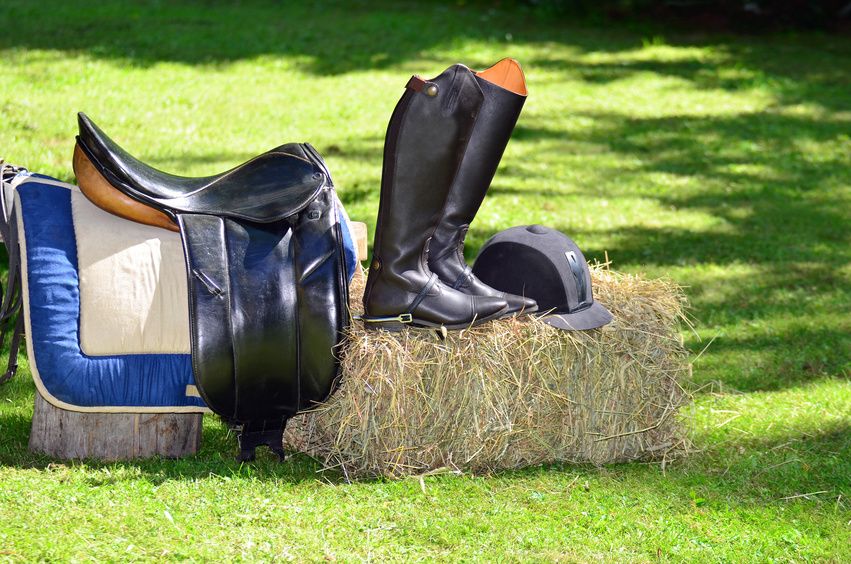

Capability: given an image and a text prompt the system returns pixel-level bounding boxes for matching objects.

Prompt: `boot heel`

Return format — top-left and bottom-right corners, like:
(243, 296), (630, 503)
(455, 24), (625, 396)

(363, 320), (407, 332)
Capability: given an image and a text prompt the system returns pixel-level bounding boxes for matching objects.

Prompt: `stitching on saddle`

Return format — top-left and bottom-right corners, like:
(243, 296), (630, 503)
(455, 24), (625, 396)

(221, 217), (238, 420)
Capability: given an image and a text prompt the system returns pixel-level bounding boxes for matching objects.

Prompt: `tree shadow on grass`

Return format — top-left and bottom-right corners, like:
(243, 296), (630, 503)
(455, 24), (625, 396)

(486, 416), (849, 513)
(459, 107), (850, 392)
(528, 38), (851, 112)
(3, 0), (847, 111)
(3, 374), (848, 505)
(1, 0), (848, 497)
(0, 377), (350, 484)
(0, 0), (618, 74)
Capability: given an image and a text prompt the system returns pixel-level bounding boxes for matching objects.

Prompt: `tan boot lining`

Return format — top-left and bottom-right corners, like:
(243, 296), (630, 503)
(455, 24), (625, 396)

(475, 58), (527, 96)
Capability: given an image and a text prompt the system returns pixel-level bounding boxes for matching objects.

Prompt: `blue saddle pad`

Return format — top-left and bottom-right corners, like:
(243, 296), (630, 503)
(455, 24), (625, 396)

(9, 174), (357, 412)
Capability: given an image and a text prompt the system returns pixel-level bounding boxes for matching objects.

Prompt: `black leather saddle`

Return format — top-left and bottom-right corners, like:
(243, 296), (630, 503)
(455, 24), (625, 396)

(74, 113), (350, 461)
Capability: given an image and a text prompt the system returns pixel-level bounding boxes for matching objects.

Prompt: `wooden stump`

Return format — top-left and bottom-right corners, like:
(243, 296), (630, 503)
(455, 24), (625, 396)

(29, 391), (203, 461)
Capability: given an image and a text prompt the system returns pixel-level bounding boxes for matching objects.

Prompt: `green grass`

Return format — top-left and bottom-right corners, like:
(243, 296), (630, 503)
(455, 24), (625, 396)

(1, 1), (849, 560)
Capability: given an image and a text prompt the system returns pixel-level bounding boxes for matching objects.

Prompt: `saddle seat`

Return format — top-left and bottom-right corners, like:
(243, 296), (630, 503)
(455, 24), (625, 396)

(73, 112), (325, 232)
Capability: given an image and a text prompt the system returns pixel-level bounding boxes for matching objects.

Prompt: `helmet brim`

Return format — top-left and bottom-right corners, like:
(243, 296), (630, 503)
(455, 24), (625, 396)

(540, 301), (613, 331)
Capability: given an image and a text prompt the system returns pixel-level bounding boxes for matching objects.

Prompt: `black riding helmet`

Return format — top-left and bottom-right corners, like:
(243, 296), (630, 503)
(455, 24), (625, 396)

(472, 225), (612, 331)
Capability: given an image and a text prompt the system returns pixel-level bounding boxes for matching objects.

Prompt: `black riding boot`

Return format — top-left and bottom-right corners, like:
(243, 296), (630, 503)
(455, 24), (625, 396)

(428, 58), (537, 317)
(363, 64), (509, 330)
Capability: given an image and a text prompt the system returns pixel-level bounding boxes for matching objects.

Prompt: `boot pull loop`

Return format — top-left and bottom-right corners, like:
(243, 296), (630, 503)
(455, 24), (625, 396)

(406, 76), (438, 97)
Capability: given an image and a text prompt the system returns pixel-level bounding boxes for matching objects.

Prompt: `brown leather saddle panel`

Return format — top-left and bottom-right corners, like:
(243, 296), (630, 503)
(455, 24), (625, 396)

(73, 144), (178, 232)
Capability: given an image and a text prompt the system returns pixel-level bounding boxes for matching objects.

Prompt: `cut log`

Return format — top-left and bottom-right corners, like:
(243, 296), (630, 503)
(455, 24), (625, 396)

(29, 391), (203, 461)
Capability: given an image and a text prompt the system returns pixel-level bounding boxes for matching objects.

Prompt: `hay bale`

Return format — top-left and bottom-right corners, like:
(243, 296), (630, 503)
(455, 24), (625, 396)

(285, 266), (691, 479)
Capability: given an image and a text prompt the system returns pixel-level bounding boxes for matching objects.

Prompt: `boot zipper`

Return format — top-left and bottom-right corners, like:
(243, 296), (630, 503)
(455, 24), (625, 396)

(372, 89), (415, 256)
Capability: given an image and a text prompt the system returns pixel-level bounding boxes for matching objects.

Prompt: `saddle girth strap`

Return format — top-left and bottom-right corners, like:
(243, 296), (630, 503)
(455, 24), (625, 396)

(0, 316), (23, 386)
(0, 206), (23, 386)
(236, 418), (289, 462)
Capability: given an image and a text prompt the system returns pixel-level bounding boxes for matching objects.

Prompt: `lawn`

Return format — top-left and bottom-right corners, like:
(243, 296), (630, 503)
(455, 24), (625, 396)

(1, 1), (849, 560)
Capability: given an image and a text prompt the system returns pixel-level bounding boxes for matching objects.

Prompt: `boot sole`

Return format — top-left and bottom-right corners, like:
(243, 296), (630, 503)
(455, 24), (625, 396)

(363, 305), (510, 332)
(498, 304), (539, 319)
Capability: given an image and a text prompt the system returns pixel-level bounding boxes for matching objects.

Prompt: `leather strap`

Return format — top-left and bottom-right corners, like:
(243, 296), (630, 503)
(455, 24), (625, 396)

(359, 263), (442, 326)
(0, 206), (23, 386)
(0, 315), (24, 385)
(406, 76), (427, 92)
(237, 417), (288, 462)
(407, 272), (439, 315)
(0, 206), (21, 323)
(451, 265), (473, 290)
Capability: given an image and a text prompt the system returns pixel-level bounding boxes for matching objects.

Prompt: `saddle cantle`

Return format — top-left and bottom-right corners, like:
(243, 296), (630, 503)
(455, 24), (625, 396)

(73, 113), (350, 460)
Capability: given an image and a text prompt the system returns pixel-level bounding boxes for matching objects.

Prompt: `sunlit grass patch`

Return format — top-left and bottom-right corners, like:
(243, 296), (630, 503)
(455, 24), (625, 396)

(0, 0), (848, 560)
